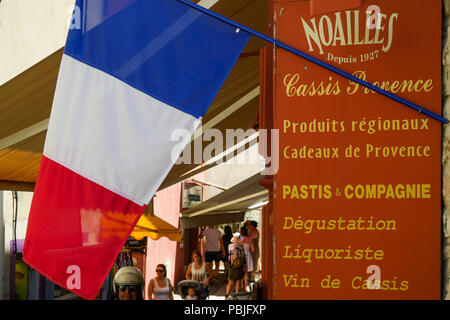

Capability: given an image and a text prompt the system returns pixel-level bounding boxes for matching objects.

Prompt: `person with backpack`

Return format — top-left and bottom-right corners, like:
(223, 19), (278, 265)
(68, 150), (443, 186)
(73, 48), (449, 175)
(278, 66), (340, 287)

(225, 233), (247, 297)
(240, 226), (254, 291)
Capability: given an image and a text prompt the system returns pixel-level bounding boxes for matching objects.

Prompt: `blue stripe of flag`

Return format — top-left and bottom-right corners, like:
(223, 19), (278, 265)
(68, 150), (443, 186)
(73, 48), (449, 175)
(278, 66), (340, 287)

(65, 0), (251, 118)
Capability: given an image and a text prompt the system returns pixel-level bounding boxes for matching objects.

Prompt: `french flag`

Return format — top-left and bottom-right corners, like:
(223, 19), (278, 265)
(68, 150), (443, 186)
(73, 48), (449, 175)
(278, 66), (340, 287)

(23, 0), (250, 299)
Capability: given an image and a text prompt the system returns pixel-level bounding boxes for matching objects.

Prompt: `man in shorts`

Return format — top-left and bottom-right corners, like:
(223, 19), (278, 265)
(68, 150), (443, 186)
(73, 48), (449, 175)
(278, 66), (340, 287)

(199, 225), (225, 280)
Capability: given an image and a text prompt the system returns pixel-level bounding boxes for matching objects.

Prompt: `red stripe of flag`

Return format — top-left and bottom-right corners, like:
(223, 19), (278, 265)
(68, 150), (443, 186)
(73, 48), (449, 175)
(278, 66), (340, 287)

(23, 156), (145, 299)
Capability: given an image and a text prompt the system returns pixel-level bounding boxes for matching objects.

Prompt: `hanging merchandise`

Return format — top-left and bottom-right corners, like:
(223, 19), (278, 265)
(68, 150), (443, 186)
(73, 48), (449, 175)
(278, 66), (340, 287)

(104, 237), (146, 299)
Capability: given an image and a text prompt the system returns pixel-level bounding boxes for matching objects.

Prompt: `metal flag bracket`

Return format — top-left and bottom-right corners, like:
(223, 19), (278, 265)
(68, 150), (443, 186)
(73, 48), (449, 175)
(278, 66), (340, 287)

(176, 0), (448, 124)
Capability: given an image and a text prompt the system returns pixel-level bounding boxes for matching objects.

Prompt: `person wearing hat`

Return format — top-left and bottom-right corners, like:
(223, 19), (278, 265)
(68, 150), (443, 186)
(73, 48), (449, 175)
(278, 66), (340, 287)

(225, 232), (246, 297)
(113, 266), (145, 300)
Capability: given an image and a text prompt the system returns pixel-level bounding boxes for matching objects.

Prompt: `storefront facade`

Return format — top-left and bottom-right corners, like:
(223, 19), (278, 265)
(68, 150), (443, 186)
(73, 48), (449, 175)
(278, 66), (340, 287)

(259, 0), (450, 299)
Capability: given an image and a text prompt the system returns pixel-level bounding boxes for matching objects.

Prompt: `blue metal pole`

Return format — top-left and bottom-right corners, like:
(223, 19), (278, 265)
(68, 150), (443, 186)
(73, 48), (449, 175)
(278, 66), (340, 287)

(176, 0), (448, 124)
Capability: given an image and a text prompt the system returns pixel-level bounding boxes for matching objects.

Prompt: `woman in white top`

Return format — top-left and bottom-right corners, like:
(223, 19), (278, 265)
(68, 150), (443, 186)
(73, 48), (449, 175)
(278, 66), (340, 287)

(185, 250), (213, 299)
(148, 264), (174, 300)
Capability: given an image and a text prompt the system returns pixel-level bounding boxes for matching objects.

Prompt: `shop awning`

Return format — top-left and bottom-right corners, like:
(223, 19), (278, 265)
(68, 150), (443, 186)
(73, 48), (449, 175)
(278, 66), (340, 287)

(0, 0), (267, 192)
(180, 211), (246, 229)
(131, 214), (182, 242)
(180, 173), (267, 228)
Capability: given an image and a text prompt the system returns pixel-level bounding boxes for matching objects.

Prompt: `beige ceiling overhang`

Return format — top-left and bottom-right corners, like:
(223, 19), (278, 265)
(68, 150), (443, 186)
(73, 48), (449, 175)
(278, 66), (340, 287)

(0, 0), (267, 192)
(180, 172), (268, 228)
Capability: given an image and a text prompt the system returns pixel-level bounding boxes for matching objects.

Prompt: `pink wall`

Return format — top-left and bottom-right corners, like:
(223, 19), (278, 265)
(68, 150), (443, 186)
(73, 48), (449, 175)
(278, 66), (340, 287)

(144, 182), (182, 299)
(144, 170), (207, 299)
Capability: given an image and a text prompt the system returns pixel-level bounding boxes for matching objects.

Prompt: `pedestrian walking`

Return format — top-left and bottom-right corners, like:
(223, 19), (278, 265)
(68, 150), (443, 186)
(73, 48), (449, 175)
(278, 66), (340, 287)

(185, 250), (213, 299)
(248, 220), (260, 277)
(199, 225), (225, 280)
(225, 233), (247, 297)
(221, 226), (233, 271)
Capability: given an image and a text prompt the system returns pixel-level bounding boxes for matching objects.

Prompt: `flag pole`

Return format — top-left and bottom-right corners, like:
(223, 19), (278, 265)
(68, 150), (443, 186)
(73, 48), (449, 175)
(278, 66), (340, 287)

(176, 0), (448, 124)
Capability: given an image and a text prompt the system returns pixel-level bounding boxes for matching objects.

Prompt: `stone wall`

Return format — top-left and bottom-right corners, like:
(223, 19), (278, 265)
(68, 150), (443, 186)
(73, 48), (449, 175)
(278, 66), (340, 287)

(443, 0), (450, 300)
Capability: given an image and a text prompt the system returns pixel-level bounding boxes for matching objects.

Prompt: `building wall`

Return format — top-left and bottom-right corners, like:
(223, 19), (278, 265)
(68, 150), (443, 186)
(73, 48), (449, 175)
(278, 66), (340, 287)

(0, 0), (74, 299)
(145, 182), (183, 299)
(0, 0), (75, 85)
